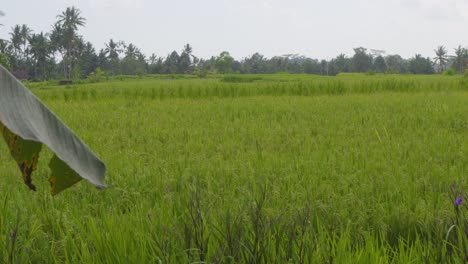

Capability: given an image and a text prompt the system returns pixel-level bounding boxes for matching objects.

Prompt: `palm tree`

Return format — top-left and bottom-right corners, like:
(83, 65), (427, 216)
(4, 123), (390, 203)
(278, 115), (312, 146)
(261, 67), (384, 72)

(9, 24), (31, 71)
(56, 6), (86, 79)
(104, 39), (122, 59)
(433, 46), (448, 73)
(20, 25), (31, 56)
(57, 7), (85, 32)
(49, 24), (63, 53)
(104, 39), (124, 75)
(28, 32), (51, 80)
(148, 53), (158, 65)
(183, 43), (193, 55)
(10, 25), (22, 58)
(125, 43), (140, 59)
(452, 45), (468, 73)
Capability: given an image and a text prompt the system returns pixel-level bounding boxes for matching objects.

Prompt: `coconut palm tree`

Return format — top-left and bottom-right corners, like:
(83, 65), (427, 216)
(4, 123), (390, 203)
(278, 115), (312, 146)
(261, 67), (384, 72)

(57, 7), (85, 32)
(125, 43), (141, 59)
(20, 24), (31, 56)
(104, 39), (122, 59)
(10, 25), (23, 58)
(183, 43), (193, 55)
(28, 32), (51, 80)
(452, 45), (468, 73)
(433, 46), (448, 73)
(56, 6), (86, 79)
(148, 53), (158, 65)
(9, 24), (31, 71)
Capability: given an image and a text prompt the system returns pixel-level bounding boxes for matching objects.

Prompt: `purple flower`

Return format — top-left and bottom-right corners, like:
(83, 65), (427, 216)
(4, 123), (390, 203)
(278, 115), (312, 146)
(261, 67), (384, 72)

(454, 197), (463, 206)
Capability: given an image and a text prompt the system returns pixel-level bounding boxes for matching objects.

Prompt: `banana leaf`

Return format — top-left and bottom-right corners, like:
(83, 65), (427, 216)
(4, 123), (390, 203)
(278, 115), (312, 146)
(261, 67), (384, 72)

(0, 65), (106, 195)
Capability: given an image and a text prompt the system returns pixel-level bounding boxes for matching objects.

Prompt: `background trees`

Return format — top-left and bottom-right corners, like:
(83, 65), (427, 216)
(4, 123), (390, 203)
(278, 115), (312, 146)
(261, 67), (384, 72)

(452, 46), (468, 73)
(28, 32), (52, 80)
(1, 7), (468, 80)
(55, 7), (86, 80)
(385, 55), (407, 74)
(433, 46), (448, 74)
(0, 11), (10, 70)
(409, 54), (434, 74)
(351, 47), (373, 72)
(215, 51), (234, 74)
(373, 56), (387, 73)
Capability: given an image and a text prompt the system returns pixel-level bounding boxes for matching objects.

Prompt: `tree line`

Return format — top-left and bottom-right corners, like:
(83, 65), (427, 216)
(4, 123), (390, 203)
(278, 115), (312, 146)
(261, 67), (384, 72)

(0, 7), (467, 81)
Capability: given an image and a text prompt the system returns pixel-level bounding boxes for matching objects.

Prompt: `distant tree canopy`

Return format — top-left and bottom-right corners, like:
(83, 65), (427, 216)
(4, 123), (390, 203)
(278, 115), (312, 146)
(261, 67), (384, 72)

(352, 47), (373, 72)
(0, 6), (467, 80)
(409, 54), (434, 74)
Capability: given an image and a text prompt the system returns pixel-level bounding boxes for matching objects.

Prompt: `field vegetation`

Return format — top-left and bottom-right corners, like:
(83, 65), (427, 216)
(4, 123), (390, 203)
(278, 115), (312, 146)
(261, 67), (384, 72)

(0, 73), (467, 263)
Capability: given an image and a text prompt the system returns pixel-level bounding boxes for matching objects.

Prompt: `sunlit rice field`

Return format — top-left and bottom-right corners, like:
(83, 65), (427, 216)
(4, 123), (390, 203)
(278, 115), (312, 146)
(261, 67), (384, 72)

(0, 74), (467, 263)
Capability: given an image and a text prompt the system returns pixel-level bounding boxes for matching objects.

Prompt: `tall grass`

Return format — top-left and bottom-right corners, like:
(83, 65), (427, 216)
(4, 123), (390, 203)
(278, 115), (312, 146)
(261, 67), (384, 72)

(0, 74), (467, 263)
(30, 74), (465, 102)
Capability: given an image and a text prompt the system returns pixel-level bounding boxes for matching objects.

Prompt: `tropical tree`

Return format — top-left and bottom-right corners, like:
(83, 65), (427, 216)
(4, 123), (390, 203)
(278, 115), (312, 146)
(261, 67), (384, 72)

(215, 51), (234, 74)
(302, 58), (320, 74)
(103, 39), (124, 75)
(433, 45), (448, 73)
(269, 56), (289, 73)
(320, 59), (328, 75)
(178, 44), (192, 74)
(164, 51), (180, 74)
(28, 32), (52, 80)
(409, 54), (434, 74)
(243, 53), (267, 73)
(148, 53), (158, 65)
(452, 45), (468, 73)
(333, 54), (351, 73)
(10, 25), (23, 59)
(97, 49), (109, 71)
(0, 12), (11, 70)
(104, 39), (123, 59)
(76, 41), (99, 78)
(55, 6), (86, 79)
(120, 43), (146, 75)
(20, 25), (31, 55)
(385, 54), (408, 74)
(125, 43), (138, 58)
(50, 23), (64, 56)
(9, 24), (31, 78)
(121, 54), (146, 76)
(373, 55), (387, 73)
(147, 53), (164, 74)
(352, 47), (373, 72)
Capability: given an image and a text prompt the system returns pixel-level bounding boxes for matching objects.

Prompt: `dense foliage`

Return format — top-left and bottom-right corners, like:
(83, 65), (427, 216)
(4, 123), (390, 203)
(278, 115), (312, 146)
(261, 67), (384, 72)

(1, 7), (468, 81)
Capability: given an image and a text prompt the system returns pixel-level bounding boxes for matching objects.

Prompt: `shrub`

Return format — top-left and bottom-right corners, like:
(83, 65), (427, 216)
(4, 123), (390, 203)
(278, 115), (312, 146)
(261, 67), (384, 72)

(87, 67), (107, 83)
(0, 53), (11, 71)
(366, 70), (376, 76)
(444, 68), (456, 76)
(194, 68), (209, 78)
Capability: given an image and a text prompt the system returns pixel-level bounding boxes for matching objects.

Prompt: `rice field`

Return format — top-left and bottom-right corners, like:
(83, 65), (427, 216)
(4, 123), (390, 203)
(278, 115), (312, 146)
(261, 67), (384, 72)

(0, 74), (467, 263)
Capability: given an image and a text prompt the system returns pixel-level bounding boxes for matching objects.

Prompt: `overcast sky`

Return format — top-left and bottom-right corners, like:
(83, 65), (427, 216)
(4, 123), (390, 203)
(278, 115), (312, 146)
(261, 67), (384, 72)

(1, 0), (468, 60)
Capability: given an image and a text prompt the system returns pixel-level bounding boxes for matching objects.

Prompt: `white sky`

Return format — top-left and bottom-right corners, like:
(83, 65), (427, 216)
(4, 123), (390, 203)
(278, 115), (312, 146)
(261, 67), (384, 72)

(1, 0), (468, 60)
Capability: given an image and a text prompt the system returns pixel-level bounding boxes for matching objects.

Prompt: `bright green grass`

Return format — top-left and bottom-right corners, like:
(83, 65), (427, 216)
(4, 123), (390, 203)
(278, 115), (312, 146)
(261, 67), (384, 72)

(0, 74), (467, 263)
